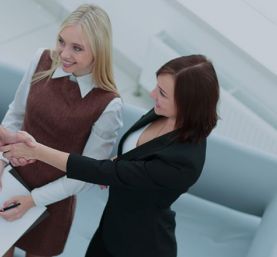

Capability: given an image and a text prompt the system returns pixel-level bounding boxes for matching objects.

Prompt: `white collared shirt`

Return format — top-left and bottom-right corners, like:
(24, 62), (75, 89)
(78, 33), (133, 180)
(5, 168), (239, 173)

(52, 66), (95, 98)
(1, 48), (123, 206)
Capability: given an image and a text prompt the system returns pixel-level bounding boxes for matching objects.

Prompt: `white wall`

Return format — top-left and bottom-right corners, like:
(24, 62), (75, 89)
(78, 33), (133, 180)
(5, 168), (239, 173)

(52, 0), (277, 128)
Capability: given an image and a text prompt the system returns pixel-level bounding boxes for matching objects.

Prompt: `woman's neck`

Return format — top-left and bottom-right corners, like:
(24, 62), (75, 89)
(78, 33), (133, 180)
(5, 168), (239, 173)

(156, 117), (176, 137)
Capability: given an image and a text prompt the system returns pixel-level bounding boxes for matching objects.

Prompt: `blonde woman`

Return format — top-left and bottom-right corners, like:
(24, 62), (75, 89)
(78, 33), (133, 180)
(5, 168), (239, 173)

(0, 4), (122, 257)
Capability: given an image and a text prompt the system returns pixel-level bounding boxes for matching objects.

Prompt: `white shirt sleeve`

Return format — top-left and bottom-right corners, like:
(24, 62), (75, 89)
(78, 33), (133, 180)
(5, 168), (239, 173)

(0, 48), (45, 164)
(31, 97), (123, 206)
(1, 48), (45, 131)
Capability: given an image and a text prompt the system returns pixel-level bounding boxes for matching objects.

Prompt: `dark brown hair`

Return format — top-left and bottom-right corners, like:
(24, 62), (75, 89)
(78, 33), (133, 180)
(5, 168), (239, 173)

(156, 55), (219, 143)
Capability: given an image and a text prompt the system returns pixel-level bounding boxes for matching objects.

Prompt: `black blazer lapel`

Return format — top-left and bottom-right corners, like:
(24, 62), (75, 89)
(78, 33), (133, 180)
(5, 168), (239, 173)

(118, 109), (158, 154)
(126, 109), (158, 134)
(117, 130), (178, 160)
(117, 109), (179, 160)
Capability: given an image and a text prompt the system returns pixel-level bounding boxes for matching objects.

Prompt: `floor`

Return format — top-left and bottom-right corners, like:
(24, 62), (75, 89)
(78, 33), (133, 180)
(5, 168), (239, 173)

(0, 0), (153, 110)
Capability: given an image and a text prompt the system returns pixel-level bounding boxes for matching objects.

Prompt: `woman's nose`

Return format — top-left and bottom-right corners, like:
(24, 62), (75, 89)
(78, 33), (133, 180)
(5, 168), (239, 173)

(60, 47), (71, 59)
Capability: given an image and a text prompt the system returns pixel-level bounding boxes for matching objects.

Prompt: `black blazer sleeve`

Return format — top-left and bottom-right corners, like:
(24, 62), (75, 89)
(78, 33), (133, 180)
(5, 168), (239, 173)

(67, 142), (205, 191)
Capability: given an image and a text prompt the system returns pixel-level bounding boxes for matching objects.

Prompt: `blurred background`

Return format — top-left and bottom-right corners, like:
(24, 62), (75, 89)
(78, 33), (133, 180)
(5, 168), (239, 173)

(1, 0), (277, 155)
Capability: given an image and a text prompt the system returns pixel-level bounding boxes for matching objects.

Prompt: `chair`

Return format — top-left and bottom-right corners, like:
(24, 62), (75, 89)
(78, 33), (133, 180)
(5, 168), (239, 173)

(173, 134), (277, 257)
(0, 63), (23, 122)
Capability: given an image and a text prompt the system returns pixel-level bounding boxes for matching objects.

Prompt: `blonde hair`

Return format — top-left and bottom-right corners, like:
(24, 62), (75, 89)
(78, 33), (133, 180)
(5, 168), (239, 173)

(32, 4), (118, 95)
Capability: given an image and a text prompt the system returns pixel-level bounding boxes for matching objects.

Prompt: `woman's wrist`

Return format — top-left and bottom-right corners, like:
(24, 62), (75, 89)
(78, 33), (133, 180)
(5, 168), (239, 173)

(35, 143), (52, 162)
(27, 194), (36, 208)
(33, 143), (43, 161)
(34, 143), (69, 172)
(30, 142), (46, 162)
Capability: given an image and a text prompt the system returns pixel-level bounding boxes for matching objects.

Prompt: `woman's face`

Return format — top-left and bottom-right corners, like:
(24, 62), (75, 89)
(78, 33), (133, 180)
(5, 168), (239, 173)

(150, 74), (177, 119)
(56, 24), (94, 76)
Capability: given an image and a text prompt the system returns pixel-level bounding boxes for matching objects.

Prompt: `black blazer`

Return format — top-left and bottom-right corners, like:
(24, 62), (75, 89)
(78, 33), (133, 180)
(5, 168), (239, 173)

(67, 109), (206, 257)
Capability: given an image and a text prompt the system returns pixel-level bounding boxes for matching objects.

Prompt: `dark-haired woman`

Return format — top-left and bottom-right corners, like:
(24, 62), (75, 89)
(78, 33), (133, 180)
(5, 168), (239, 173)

(1, 54), (220, 257)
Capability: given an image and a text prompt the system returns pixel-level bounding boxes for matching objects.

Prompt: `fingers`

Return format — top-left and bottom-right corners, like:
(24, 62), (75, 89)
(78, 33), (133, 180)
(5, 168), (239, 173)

(0, 129), (37, 168)
(0, 201), (23, 221)
(0, 207), (21, 221)
(1, 148), (34, 167)
(14, 157), (28, 166)
(2, 143), (27, 159)
(0, 144), (11, 153)
(10, 157), (23, 167)
(10, 157), (34, 167)
(0, 131), (37, 166)
(17, 131), (36, 146)
(2, 149), (13, 160)
(3, 198), (17, 208)
(0, 196), (29, 221)
(0, 130), (36, 151)
(0, 127), (36, 147)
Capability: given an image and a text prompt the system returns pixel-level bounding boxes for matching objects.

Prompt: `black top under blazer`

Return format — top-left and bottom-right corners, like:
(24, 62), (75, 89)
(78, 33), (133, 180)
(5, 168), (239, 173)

(67, 109), (207, 257)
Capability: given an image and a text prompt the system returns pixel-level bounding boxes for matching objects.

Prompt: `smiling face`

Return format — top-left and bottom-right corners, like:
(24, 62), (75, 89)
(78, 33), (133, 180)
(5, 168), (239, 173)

(56, 24), (94, 76)
(150, 73), (177, 119)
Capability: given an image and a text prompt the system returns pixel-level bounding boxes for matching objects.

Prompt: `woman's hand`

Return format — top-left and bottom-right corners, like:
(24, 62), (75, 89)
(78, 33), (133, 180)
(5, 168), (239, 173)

(0, 195), (35, 221)
(0, 128), (37, 166)
(9, 157), (36, 167)
(0, 140), (38, 163)
(0, 127), (34, 146)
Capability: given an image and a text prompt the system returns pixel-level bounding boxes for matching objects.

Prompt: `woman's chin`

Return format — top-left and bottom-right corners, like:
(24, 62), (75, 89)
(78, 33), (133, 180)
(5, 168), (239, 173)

(62, 67), (72, 73)
(153, 106), (161, 115)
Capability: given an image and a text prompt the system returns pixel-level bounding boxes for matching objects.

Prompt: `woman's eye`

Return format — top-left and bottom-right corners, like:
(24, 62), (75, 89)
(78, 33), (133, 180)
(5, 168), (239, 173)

(58, 38), (65, 46)
(159, 90), (165, 97)
(73, 46), (82, 52)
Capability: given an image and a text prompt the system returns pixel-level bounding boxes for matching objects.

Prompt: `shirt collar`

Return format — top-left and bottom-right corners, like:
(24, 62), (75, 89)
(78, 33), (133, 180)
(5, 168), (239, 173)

(52, 67), (96, 98)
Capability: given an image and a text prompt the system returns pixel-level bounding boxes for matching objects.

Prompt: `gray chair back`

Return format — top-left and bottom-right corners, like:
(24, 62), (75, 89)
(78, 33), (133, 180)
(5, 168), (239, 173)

(189, 134), (277, 216)
(0, 63), (23, 121)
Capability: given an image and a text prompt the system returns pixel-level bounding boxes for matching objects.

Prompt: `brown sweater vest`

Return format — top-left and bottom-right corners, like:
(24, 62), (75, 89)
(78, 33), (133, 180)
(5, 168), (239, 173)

(15, 50), (117, 255)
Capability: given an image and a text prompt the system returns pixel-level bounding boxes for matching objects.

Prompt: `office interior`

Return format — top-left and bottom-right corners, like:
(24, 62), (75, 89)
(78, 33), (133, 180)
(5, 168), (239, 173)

(0, 1), (277, 257)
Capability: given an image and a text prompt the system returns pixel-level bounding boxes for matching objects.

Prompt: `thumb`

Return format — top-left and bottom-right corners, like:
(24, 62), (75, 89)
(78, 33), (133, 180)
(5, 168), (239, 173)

(26, 141), (37, 147)
(3, 197), (19, 208)
(17, 131), (36, 146)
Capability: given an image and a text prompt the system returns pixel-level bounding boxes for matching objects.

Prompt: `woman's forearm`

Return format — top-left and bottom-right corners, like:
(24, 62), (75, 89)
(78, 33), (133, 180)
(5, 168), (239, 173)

(0, 141), (69, 172)
(35, 143), (69, 172)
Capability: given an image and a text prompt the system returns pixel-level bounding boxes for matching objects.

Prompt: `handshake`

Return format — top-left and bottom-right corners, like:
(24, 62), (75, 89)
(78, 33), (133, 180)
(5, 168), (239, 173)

(0, 126), (37, 167)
